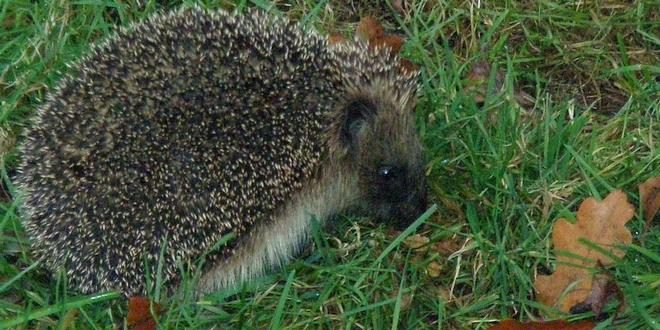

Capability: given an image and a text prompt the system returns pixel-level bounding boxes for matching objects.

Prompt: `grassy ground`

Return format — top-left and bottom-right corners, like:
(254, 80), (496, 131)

(1, 0), (658, 328)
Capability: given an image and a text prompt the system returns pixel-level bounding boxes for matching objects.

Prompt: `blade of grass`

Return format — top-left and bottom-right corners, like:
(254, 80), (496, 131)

(0, 292), (120, 329)
(353, 204), (437, 289)
(270, 269), (295, 330)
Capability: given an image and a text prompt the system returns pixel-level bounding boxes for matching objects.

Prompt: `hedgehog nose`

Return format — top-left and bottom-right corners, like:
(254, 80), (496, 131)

(390, 191), (429, 230)
(407, 188), (428, 215)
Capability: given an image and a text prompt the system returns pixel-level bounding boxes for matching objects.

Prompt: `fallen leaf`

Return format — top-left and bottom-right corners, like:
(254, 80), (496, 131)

(466, 61), (501, 85)
(488, 319), (596, 330)
(356, 16), (418, 73)
(435, 286), (452, 301)
(403, 233), (430, 250)
(639, 176), (660, 228)
(357, 17), (406, 54)
(399, 59), (418, 74)
(356, 16), (384, 43)
(569, 269), (624, 317)
(536, 266), (593, 313)
(465, 61), (504, 104)
(535, 190), (633, 312)
(392, 0), (407, 16)
(371, 34), (405, 53)
(328, 33), (348, 45)
(127, 296), (162, 330)
(431, 238), (462, 256)
(426, 261), (442, 278)
(464, 60), (534, 108)
(553, 190), (633, 266)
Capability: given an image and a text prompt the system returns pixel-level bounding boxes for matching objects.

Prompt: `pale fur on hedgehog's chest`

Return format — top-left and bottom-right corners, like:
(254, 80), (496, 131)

(198, 169), (358, 293)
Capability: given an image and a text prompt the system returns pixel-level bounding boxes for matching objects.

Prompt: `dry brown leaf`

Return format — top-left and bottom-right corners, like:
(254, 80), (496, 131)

(127, 296), (162, 330)
(356, 16), (384, 43)
(639, 176), (660, 228)
(399, 59), (418, 74)
(328, 33), (348, 45)
(464, 60), (534, 108)
(357, 17), (406, 53)
(426, 261), (442, 278)
(488, 319), (596, 330)
(536, 266), (592, 312)
(569, 269), (624, 316)
(535, 190), (633, 312)
(553, 190), (633, 266)
(465, 61), (504, 104)
(356, 16), (418, 73)
(435, 286), (451, 301)
(403, 233), (430, 250)
(371, 34), (405, 53)
(392, 0), (407, 16)
(431, 238), (462, 256)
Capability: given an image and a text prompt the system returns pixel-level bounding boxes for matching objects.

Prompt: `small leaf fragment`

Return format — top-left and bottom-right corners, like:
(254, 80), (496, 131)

(464, 60), (534, 108)
(371, 34), (405, 53)
(356, 16), (384, 43)
(399, 59), (418, 74)
(328, 33), (348, 45)
(403, 233), (430, 250)
(392, 0), (407, 16)
(639, 176), (660, 228)
(488, 319), (596, 330)
(357, 17), (406, 53)
(356, 16), (418, 73)
(535, 267), (592, 312)
(570, 269), (625, 317)
(465, 61), (504, 103)
(431, 238), (462, 256)
(127, 296), (162, 330)
(426, 261), (442, 278)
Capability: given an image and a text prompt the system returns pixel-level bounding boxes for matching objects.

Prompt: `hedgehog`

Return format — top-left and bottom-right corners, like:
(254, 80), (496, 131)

(15, 6), (427, 296)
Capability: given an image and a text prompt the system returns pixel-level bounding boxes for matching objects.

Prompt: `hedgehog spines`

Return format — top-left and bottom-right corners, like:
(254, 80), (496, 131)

(17, 6), (424, 296)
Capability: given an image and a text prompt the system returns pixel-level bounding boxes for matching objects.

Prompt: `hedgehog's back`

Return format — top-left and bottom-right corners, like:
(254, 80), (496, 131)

(17, 7), (339, 295)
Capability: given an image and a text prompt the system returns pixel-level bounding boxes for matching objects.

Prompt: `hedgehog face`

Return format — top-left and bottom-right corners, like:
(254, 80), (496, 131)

(340, 95), (428, 229)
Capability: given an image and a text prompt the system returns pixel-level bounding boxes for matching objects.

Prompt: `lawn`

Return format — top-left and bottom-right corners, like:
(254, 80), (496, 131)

(1, 0), (658, 329)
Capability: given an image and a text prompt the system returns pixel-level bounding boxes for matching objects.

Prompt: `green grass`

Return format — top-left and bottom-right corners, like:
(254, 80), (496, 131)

(1, 0), (658, 328)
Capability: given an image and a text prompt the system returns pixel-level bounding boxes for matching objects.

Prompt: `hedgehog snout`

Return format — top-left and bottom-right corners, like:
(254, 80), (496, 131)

(387, 187), (429, 230)
(367, 177), (428, 230)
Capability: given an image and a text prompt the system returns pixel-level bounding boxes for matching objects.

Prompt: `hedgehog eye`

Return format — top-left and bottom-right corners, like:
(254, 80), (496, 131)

(377, 165), (396, 180)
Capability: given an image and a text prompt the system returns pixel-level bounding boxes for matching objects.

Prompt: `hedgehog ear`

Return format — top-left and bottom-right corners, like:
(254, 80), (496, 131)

(341, 98), (377, 148)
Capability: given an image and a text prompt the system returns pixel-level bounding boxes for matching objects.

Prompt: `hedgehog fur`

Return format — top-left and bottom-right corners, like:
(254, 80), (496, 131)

(16, 6), (427, 296)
